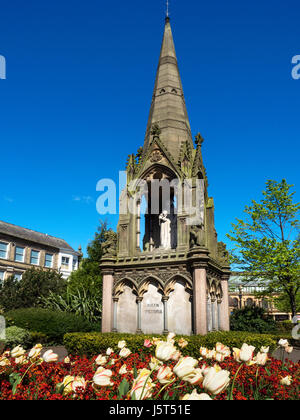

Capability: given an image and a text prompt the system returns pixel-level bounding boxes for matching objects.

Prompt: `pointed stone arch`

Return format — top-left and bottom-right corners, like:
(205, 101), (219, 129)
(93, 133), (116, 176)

(164, 273), (193, 296)
(113, 277), (138, 297)
(138, 275), (164, 297)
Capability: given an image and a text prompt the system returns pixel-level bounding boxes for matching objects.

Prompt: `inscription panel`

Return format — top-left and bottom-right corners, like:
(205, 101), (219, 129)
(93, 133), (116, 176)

(141, 283), (164, 334)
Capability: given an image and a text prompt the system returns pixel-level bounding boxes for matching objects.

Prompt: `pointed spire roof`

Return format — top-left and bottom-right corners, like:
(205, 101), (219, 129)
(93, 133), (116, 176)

(143, 18), (193, 162)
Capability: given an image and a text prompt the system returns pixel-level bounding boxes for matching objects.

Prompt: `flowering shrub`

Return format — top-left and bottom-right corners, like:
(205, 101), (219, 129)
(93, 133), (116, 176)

(0, 336), (299, 400)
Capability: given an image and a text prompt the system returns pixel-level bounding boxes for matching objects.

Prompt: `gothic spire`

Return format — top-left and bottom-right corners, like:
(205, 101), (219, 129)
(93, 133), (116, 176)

(143, 17), (193, 162)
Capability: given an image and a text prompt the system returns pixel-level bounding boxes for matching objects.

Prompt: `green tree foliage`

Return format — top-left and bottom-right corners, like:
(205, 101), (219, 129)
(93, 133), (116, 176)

(230, 307), (277, 333)
(67, 221), (110, 298)
(40, 221), (111, 323)
(0, 268), (66, 312)
(0, 276), (23, 312)
(273, 293), (300, 315)
(227, 180), (300, 317)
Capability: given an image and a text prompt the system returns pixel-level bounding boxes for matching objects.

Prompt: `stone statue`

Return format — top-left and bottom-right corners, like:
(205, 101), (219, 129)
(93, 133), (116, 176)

(102, 230), (118, 257)
(159, 210), (171, 250)
(190, 225), (205, 248)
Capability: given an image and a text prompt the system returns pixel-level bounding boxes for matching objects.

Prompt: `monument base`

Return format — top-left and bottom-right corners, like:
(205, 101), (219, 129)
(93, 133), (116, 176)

(101, 249), (230, 336)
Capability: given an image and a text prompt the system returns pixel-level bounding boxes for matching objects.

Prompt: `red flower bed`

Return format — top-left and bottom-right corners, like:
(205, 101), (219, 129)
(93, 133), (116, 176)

(0, 347), (299, 400)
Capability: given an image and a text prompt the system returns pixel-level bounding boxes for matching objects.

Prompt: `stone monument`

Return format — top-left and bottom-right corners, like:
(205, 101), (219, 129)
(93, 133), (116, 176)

(100, 17), (231, 336)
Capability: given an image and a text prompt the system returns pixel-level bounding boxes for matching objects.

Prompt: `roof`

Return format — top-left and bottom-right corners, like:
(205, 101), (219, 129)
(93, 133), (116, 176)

(0, 220), (78, 254)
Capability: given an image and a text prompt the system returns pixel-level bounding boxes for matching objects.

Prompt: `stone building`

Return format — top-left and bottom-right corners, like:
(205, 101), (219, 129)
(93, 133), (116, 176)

(100, 17), (231, 336)
(229, 274), (299, 321)
(0, 220), (81, 281)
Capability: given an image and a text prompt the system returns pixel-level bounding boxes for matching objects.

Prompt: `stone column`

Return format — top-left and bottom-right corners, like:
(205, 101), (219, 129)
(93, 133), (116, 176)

(136, 297), (142, 334)
(136, 200), (141, 251)
(112, 298), (118, 332)
(217, 299), (222, 331)
(101, 271), (114, 333)
(163, 296), (169, 335)
(207, 294), (212, 332)
(215, 300), (219, 331)
(219, 278), (230, 331)
(193, 267), (207, 335)
(211, 298), (217, 331)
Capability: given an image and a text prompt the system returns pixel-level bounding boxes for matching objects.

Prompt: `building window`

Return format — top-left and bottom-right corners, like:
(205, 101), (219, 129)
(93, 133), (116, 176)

(0, 242), (8, 259)
(15, 246), (25, 263)
(72, 258), (77, 271)
(61, 256), (70, 269)
(231, 298), (239, 308)
(14, 272), (23, 281)
(0, 270), (5, 284)
(30, 250), (40, 265)
(246, 298), (254, 307)
(45, 253), (53, 268)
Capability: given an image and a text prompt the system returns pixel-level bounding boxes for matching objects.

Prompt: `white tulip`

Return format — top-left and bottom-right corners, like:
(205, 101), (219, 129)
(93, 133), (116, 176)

(278, 339), (289, 348)
(119, 347), (132, 358)
(203, 367), (230, 395)
(11, 346), (26, 358)
(119, 364), (128, 375)
(95, 355), (107, 366)
(280, 376), (292, 386)
(182, 390), (212, 400)
(117, 340), (127, 349)
(71, 377), (87, 393)
(254, 352), (268, 366)
(155, 341), (176, 362)
(173, 357), (198, 381)
(93, 367), (114, 387)
(157, 366), (174, 384)
(42, 350), (59, 363)
(28, 344), (43, 360)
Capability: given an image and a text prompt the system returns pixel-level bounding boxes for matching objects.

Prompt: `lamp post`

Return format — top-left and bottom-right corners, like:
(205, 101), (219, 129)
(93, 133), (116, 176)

(238, 285), (243, 309)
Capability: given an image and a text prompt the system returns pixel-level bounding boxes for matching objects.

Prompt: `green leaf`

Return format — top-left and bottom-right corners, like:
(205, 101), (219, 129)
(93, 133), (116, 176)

(118, 378), (130, 399)
(55, 382), (65, 395)
(9, 373), (22, 395)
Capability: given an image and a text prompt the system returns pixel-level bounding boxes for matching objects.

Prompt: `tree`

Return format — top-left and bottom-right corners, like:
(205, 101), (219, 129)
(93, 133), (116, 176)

(86, 221), (109, 262)
(0, 268), (66, 312)
(227, 180), (300, 318)
(0, 276), (24, 312)
(67, 221), (110, 297)
(273, 292), (300, 315)
(230, 307), (277, 333)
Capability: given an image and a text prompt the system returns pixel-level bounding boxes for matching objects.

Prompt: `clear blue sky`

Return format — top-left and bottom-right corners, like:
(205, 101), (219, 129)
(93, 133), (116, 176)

(0, 0), (299, 255)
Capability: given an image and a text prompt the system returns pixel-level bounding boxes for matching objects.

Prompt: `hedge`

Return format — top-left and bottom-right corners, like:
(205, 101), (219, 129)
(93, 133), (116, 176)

(5, 308), (97, 344)
(63, 331), (290, 358)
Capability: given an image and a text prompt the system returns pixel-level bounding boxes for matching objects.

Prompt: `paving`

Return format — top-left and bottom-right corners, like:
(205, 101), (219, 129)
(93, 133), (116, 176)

(272, 347), (300, 364)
